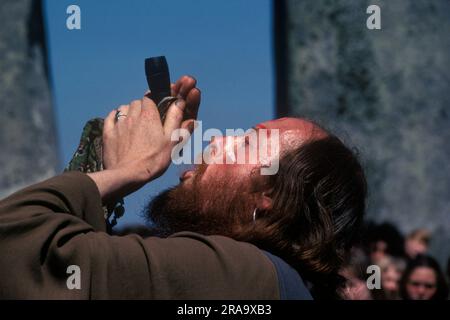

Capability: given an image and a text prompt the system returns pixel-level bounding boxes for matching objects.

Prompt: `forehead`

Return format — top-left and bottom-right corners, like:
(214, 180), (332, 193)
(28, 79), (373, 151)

(255, 117), (313, 131)
(411, 267), (436, 279)
(255, 117), (327, 143)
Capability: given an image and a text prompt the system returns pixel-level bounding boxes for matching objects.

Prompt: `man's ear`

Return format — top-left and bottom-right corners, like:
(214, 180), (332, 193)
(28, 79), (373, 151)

(255, 191), (273, 211)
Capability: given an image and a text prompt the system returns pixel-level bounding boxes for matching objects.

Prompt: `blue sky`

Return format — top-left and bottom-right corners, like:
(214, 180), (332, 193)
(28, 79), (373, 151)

(44, 0), (274, 226)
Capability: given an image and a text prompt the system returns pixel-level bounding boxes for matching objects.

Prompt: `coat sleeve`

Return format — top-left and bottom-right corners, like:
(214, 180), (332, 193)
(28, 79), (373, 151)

(0, 172), (279, 299)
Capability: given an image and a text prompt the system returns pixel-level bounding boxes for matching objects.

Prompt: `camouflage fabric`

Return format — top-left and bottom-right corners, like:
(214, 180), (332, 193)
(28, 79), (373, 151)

(64, 118), (117, 225)
(64, 97), (178, 228)
(65, 118), (105, 174)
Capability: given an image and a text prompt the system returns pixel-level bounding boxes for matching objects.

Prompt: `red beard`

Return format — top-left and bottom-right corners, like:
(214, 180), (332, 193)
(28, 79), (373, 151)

(144, 163), (255, 237)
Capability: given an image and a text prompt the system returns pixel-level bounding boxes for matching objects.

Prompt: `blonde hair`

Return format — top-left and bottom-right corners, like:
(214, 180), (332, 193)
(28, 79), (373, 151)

(407, 229), (431, 245)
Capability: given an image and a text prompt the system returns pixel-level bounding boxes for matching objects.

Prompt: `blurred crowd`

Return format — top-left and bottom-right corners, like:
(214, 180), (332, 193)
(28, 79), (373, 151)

(339, 222), (450, 300)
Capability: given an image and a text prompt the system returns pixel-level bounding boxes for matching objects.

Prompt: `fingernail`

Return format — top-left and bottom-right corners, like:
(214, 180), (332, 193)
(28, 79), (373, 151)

(188, 120), (195, 133)
(175, 98), (185, 108)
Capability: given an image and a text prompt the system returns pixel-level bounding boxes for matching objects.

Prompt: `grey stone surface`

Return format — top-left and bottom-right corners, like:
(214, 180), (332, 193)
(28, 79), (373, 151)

(277, 0), (449, 264)
(0, 0), (59, 199)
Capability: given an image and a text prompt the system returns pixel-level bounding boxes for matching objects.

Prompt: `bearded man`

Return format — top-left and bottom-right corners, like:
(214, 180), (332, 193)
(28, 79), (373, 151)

(0, 76), (367, 299)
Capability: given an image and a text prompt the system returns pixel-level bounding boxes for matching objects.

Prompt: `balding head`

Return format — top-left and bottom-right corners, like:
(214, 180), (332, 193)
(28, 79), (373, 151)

(256, 117), (329, 154)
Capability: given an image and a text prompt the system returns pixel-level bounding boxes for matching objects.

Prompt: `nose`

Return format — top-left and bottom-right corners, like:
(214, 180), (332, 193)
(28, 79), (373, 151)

(209, 135), (236, 152)
(210, 135), (227, 145)
(207, 135), (239, 163)
(208, 136), (222, 156)
(414, 286), (427, 299)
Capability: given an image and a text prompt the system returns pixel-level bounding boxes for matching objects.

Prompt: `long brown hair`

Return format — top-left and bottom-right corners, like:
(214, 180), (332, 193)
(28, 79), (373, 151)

(235, 135), (368, 299)
(400, 254), (449, 300)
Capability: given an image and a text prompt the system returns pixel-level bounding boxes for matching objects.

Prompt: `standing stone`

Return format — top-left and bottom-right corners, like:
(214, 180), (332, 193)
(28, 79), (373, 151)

(275, 0), (450, 264)
(0, 0), (59, 199)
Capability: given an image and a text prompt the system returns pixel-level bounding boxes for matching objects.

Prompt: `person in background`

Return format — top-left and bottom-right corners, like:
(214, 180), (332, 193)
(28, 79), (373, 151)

(404, 229), (431, 260)
(399, 254), (449, 300)
(372, 256), (406, 300)
(339, 247), (373, 300)
(363, 222), (405, 265)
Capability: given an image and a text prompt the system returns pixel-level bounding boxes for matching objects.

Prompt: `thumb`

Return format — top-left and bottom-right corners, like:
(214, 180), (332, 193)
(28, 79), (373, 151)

(163, 98), (186, 137)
